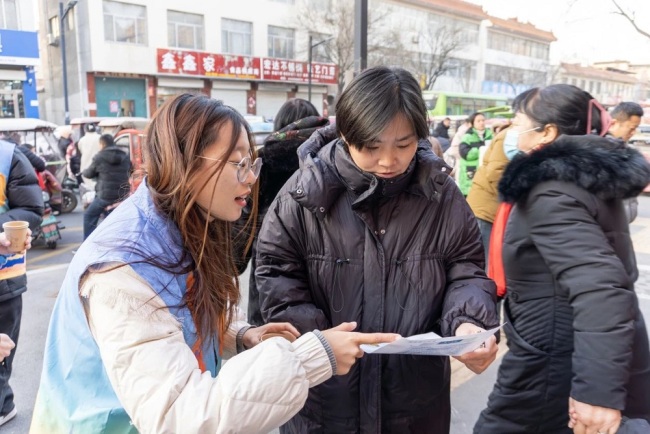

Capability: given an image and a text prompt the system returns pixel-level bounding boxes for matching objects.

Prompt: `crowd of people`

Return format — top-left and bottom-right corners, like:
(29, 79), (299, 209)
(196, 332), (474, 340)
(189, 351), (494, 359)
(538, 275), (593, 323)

(0, 64), (648, 433)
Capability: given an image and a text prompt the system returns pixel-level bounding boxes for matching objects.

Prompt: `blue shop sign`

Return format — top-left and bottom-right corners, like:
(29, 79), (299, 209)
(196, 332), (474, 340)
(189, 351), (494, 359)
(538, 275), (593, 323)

(0, 29), (39, 66)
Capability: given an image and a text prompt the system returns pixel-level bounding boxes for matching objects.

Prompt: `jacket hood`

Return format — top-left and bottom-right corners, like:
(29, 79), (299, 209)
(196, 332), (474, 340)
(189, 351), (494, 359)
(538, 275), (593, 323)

(499, 134), (650, 204)
(255, 116), (329, 212)
(293, 124), (451, 216)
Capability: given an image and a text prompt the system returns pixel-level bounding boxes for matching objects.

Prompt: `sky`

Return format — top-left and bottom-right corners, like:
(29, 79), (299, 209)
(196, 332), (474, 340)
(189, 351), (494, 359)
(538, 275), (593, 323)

(468, 0), (650, 65)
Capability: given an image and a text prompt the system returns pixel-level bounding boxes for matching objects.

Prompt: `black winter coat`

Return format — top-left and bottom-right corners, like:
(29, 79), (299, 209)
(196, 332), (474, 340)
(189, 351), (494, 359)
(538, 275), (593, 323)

(82, 145), (130, 202)
(256, 126), (498, 433)
(234, 116), (329, 326)
(475, 136), (650, 433)
(0, 144), (44, 301)
(18, 144), (46, 172)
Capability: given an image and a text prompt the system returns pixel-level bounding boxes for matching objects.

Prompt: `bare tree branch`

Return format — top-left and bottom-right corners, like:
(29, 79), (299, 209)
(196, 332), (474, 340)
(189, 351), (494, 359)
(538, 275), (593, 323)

(611, 0), (650, 39)
(295, 0), (404, 94)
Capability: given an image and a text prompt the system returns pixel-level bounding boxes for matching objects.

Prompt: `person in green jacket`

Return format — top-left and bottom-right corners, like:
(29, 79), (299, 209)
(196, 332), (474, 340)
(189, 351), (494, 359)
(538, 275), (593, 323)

(459, 112), (493, 196)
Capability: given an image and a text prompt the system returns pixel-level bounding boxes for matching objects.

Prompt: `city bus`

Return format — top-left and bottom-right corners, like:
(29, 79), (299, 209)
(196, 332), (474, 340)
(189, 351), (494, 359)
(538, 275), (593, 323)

(422, 91), (509, 118)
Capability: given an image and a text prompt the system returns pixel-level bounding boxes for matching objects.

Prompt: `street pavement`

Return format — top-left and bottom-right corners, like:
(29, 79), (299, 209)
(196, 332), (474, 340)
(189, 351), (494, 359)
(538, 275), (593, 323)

(3, 196), (650, 433)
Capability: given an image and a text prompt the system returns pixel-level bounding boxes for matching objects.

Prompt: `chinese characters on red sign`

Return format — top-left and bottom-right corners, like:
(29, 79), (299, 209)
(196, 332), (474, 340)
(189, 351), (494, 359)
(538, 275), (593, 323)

(157, 49), (338, 85)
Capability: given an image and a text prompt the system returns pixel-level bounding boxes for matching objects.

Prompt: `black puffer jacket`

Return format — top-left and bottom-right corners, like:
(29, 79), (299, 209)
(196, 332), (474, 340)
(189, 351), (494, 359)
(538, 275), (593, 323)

(475, 136), (650, 433)
(256, 126), (498, 433)
(0, 143), (44, 301)
(82, 145), (130, 202)
(234, 116), (329, 326)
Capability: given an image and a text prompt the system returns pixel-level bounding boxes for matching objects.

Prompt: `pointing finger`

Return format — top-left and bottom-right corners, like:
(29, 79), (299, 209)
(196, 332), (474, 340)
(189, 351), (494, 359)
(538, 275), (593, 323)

(354, 332), (401, 345)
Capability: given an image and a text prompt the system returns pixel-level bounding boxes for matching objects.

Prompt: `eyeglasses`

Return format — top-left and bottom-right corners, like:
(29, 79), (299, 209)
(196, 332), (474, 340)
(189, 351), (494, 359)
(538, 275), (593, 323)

(199, 155), (263, 183)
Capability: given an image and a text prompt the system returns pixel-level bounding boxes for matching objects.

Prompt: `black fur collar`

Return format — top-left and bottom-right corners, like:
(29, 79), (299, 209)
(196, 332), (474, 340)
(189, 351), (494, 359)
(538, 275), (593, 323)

(499, 135), (650, 204)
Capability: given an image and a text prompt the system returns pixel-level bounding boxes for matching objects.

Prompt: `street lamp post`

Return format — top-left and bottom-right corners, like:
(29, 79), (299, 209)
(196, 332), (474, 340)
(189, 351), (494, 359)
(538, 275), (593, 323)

(59, 0), (78, 126)
(308, 35), (334, 103)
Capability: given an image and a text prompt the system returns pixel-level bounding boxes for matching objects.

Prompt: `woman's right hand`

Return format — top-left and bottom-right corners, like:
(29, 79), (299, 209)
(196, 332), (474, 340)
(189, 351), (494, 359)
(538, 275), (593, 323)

(0, 333), (15, 362)
(321, 322), (400, 375)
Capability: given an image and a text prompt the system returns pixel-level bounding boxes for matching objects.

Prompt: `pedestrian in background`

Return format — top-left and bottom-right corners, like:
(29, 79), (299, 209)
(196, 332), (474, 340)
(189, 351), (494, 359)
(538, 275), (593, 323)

(466, 124), (512, 263)
(475, 84), (650, 434)
(607, 101), (645, 222)
(77, 124), (101, 190)
(256, 66), (498, 433)
(0, 139), (43, 427)
(82, 134), (130, 239)
(234, 98), (329, 326)
(444, 117), (470, 178)
(0, 233), (28, 364)
(458, 112), (493, 196)
(31, 94), (397, 434)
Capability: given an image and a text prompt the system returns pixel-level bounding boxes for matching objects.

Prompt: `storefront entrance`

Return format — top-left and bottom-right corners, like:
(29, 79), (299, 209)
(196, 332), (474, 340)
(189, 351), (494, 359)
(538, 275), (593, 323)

(0, 89), (24, 118)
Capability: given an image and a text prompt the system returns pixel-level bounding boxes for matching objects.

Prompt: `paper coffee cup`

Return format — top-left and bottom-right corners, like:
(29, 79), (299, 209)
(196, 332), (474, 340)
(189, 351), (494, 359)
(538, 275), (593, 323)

(259, 331), (297, 343)
(2, 221), (29, 253)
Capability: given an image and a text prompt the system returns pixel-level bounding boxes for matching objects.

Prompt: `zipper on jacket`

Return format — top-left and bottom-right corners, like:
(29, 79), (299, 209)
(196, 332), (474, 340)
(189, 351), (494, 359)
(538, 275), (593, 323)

(331, 258), (350, 313)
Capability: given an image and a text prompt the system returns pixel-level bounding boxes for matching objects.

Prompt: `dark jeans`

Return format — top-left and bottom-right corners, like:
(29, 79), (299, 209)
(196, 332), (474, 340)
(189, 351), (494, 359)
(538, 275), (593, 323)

(83, 196), (112, 240)
(0, 295), (21, 416)
(476, 217), (493, 269)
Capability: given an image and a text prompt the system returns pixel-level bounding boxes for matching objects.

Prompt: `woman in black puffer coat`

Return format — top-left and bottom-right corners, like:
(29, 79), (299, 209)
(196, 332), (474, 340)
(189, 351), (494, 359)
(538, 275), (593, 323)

(256, 67), (499, 434)
(235, 98), (329, 326)
(475, 84), (650, 434)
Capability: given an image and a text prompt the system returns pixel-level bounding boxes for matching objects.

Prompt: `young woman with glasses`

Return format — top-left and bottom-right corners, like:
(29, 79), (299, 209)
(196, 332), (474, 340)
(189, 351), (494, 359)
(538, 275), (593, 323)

(31, 94), (398, 433)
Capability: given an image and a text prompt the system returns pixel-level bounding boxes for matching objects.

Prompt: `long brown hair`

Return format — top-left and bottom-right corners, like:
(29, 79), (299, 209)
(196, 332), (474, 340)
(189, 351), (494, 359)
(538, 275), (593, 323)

(144, 93), (258, 347)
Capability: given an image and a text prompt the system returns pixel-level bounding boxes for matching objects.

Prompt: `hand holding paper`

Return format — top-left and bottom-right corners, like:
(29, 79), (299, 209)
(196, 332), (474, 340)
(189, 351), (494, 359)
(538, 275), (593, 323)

(360, 324), (502, 358)
(453, 322), (499, 374)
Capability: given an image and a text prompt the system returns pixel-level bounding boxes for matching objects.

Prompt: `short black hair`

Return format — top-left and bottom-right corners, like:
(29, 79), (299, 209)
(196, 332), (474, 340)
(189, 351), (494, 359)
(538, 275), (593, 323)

(611, 101), (644, 121)
(85, 123), (96, 133)
(335, 66), (428, 150)
(99, 133), (114, 147)
(273, 98), (320, 131)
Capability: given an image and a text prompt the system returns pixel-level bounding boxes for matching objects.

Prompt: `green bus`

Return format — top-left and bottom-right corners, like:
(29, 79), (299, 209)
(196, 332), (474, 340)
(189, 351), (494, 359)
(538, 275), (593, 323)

(422, 91), (509, 118)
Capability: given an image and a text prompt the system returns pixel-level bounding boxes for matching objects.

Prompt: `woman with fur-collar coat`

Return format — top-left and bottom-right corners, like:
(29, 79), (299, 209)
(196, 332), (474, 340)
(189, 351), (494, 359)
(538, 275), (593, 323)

(475, 85), (650, 434)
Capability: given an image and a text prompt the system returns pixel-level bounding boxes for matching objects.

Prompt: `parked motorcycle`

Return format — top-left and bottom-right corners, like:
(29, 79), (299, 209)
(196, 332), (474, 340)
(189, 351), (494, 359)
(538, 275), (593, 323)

(33, 190), (64, 249)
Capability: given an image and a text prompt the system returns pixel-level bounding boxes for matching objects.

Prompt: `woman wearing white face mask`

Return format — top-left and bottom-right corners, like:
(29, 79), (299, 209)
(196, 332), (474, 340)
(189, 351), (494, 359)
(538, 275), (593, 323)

(475, 84), (650, 434)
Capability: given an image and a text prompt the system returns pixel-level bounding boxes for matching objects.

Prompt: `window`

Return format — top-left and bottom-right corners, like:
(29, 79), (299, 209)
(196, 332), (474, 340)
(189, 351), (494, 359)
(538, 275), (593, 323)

(0, 0), (18, 30)
(222, 18), (252, 55)
(268, 25), (294, 59)
(488, 31), (549, 60)
(168, 10), (203, 50)
(103, 0), (147, 45)
(49, 15), (60, 38)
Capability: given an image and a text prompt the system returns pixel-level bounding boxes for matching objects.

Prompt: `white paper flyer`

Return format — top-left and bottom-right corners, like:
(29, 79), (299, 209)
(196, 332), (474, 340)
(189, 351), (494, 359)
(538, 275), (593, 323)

(360, 325), (504, 356)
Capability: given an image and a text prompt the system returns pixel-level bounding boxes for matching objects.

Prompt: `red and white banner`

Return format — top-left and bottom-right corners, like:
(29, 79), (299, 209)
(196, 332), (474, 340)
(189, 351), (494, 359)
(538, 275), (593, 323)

(156, 48), (337, 85)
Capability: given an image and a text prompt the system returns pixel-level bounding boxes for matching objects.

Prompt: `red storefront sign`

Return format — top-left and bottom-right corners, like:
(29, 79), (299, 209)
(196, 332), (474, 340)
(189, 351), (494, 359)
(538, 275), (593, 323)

(261, 58), (338, 84)
(157, 49), (261, 80)
(156, 49), (338, 85)
(201, 54), (260, 79)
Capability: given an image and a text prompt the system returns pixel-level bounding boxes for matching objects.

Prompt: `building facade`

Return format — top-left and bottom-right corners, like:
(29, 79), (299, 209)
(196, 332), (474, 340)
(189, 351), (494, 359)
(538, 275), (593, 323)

(38, 0), (338, 123)
(0, 0), (39, 118)
(383, 0), (555, 97)
(38, 0), (559, 123)
(557, 62), (638, 107)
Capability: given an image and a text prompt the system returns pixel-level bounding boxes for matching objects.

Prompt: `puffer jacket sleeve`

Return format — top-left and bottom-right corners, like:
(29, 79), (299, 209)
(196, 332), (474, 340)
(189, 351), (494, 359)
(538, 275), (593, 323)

(82, 266), (333, 434)
(0, 150), (43, 230)
(524, 187), (636, 411)
(255, 193), (331, 333)
(440, 181), (498, 336)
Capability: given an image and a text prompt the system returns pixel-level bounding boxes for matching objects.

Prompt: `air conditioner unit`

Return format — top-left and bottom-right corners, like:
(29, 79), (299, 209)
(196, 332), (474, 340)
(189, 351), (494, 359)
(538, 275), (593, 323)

(47, 34), (59, 47)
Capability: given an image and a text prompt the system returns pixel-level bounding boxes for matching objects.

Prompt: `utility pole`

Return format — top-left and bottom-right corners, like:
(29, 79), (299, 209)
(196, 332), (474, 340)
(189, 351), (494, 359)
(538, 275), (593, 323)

(59, 0), (78, 125)
(308, 35), (334, 103)
(354, 0), (368, 74)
